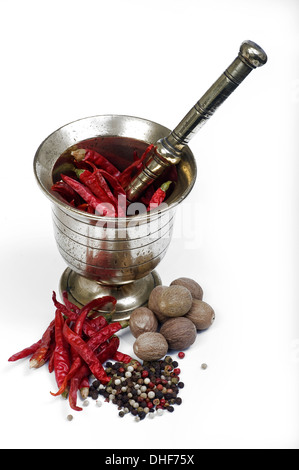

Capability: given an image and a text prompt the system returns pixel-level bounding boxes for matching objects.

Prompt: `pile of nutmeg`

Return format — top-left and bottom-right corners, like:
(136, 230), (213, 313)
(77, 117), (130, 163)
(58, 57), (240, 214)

(129, 277), (215, 361)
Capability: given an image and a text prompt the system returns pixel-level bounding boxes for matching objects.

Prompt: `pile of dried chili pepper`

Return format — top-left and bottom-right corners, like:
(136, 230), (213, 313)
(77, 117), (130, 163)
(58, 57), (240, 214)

(8, 292), (133, 411)
(51, 145), (177, 216)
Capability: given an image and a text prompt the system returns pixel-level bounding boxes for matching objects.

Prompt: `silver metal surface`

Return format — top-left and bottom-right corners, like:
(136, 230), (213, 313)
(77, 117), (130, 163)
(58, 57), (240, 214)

(60, 268), (162, 321)
(125, 40), (267, 202)
(34, 115), (197, 320)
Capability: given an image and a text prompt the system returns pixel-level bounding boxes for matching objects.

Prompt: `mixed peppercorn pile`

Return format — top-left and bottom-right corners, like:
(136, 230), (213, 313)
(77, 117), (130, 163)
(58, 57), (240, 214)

(89, 356), (184, 420)
(51, 146), (177, 216)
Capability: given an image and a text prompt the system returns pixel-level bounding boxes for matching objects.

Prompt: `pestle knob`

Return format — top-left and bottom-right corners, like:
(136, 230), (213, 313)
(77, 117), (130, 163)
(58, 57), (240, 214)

(239, 40), (268, 68)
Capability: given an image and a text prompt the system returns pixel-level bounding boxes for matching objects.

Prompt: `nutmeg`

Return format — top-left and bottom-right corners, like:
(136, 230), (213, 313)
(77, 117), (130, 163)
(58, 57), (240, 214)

(185, 299), (215, 330)
(148, 285), (193, 319)
(129, 307), (158, 338)
(170, 277), (203, 300)
(160, 317), (197, 350)
(133, 332), (169, 361)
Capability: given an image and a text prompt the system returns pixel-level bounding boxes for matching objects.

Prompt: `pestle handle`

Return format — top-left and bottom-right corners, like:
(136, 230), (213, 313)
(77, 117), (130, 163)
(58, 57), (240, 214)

(125, 40), (267, 202)
(163, 40), (268, 156)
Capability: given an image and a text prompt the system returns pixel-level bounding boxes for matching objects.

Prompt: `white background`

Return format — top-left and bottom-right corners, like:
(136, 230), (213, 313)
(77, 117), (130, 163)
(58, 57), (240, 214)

(0, 0), (298, 450)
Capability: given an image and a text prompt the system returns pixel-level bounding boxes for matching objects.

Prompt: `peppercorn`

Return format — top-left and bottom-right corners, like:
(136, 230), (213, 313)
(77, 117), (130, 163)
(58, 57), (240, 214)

(90, 390), (99, 400)
(155, 390), (163, 399)
(178, 352), (185, 359)
(175, 397), (182, 405)
(167, 406), (175, 412)
(178, 382), (184, 389)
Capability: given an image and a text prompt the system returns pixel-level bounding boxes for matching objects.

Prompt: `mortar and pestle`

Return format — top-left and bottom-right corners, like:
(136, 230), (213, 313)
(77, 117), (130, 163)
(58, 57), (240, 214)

(34, 40), (267, 321)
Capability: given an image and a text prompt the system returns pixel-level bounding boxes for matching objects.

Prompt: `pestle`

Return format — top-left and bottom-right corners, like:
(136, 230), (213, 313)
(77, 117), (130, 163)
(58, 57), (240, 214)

(125, 40), (267, 202)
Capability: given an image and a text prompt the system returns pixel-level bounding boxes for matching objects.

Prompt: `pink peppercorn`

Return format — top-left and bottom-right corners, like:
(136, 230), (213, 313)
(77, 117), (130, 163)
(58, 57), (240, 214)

(178, 352), (185, 359)
(141, 370), (149, 378)
(174, 368), (181, 375)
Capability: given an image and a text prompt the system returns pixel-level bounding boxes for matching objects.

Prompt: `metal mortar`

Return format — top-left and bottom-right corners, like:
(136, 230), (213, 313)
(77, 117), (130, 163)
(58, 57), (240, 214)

(34, 115), (197, 320)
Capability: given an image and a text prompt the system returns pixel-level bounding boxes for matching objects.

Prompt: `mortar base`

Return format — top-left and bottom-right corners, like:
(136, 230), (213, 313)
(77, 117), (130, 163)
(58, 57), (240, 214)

(59, 268), (162, 322)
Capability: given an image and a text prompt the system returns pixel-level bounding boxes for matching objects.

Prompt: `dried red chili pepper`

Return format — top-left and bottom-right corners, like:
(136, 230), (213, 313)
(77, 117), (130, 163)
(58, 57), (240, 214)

(29, 319), (55, 369)
(62, 322), (111, 384)
(62, 291), (81, 315)
(52, 291), (113, 338)
(68, 363), (90, 411)
(98, 169), (127, 217)
(147, 180), (172, 211)
(51, 354), (82, 397)
(8, 339), (42, 362)
(88, 164), (117, 203)
(88, 314), (109, 332)
(74, 295), (116, 337)
(51, 180), (82, 205)
(86, 322), (123, 352)
(113, 350), (133, 364)
(48, 351), (55, 373)
(52, 291), (77, 321)
(76, 167), (117, 210)
(82, 149), (121, 178)
(51, 319), (121, 397)
(53, 310), (71, 389)
(96, 336), (120, 363)
(118, 144), (155, 188)
(61, 174), (116, 217)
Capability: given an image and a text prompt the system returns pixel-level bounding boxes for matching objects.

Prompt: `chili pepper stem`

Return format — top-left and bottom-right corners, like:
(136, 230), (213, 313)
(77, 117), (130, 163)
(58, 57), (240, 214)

(119, 321), (129, 329)
(80, 387), (89, 399)
(29, 358), (45, 369)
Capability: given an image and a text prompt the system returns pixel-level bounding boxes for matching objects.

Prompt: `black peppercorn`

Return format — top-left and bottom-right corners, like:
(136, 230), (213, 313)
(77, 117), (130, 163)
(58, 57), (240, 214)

(90, 390), (99, 400)
(178, 382), (184, 389)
